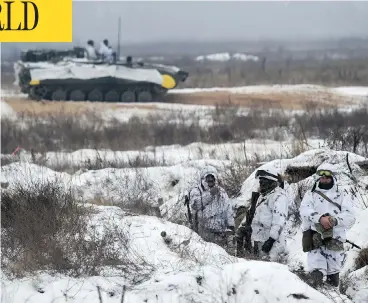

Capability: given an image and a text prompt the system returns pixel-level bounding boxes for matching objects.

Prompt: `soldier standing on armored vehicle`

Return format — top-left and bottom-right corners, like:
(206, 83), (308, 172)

(85, 40), (98, 60)
(98, 39), (116, 63)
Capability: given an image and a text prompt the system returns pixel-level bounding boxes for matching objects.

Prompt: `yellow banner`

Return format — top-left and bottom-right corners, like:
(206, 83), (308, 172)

(0, 0), (72, 42)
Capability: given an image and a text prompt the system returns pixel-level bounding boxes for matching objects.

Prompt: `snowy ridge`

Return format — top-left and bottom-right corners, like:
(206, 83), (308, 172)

(1, 148), (367, 302)
(0, 139), (325, 171)
(0, 205), (344, 303)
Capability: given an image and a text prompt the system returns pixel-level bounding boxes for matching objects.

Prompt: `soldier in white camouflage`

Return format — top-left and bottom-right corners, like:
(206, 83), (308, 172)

(236, 167), (290, 261)
(299, 163), (356, 288)
(184, 165), (235, 252)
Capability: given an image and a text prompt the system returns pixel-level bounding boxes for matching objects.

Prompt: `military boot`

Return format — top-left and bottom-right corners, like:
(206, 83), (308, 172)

(326, 273), (339, 287)
(310, 270), (324, 288)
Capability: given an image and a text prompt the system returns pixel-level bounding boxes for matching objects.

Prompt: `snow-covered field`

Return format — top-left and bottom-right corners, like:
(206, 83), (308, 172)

(1, 84), (368, 127)
(2, 84), (368, 99)
(1, 146), (368, 302)
(1, 84), (368, 302)
(170, 84), (368, 100)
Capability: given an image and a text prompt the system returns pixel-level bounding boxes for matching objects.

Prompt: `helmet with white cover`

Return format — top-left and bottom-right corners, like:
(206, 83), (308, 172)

(200, 165), (219, 180)
(316, 162), (337, 177)
(255, 166), (280, 182)
(199, 165), (219, 190)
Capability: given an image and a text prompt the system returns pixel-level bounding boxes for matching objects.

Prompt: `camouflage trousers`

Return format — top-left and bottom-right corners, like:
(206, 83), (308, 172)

(307, 246), (347, 276)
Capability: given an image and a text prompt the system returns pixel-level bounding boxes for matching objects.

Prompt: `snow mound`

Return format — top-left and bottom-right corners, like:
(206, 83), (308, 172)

(0, 206), (334, 303)
(1, 162), (72, 192)
(0, 99), (17, 120)
(0, 139), (325, 172)
(89, 206), (237, 273)
(1, 262), (335, 303)
(345, 266), (368, 302)
(232, 53), (260, 62)
(195, 52), (259, 62)
(196, 52), (231, 61)
(0, 158), (230, 206)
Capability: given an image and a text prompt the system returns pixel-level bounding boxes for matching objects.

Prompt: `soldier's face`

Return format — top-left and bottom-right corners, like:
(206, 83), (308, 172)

(259, 177), (276, 194)
(319, 176), (332, 184)
(205, 174), (216, 187)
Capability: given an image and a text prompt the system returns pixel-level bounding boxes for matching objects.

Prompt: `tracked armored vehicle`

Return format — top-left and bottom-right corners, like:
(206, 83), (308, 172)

(14, 49), (188, 102)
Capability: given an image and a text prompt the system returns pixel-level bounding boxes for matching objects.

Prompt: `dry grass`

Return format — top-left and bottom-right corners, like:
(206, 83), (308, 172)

(167, 90), (352, 110)
(2, 98), (367, 156)
(354, 247), (368, 271)
(3, 97), (156, 116)
(1, 180), (156, 280)
(3, 88), (353, 115)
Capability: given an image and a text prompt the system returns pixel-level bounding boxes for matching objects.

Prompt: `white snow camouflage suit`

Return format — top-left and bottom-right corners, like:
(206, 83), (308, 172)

(85, 44), (98, 60)
(248, 185), (290, 261)
(299, 163), (356, 276)
(187, 166), (235, 241)
(98, 41), (114, 62)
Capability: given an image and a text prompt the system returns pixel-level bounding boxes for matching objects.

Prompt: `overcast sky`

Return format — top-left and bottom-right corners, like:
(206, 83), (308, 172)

(72, 1), (368, 45)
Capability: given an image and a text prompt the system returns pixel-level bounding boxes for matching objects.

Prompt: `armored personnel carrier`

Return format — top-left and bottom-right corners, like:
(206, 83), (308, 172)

(14, 49), (188, 102)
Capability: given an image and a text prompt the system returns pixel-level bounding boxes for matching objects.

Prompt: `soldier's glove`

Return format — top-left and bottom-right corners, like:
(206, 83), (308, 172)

(261, 237), (276, 253)
(328, 216), (338, 227)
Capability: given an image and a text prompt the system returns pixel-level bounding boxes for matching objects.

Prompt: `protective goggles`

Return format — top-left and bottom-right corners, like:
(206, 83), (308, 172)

(255, 170), (279, 182)
(316, 170), (333, 177)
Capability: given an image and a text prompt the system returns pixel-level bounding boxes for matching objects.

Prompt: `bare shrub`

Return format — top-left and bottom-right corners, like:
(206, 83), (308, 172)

(1, 180), (87, 277)
(113, 170), (160, 217)
(212, 101), (240, 124)
(354, 247), (368, 271)
(327, 125), (368, 155)
(221, 159), (258, 199)
(1, 180), (155, 279)
(1, 155), (17, 166)
(72, 151), (162, 172)
(2, 105), (368, 159)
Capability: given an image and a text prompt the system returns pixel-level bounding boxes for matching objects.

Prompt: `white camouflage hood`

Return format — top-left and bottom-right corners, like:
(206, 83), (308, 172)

(200, 166), (219, 190)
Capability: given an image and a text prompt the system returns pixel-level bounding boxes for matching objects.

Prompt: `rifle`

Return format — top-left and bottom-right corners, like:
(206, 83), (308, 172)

(346, 239), (361, 249)
(184, 194), (193, 228)
(184, 187), (203, 233)
(242, 191), (260, 252)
